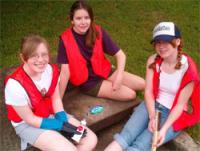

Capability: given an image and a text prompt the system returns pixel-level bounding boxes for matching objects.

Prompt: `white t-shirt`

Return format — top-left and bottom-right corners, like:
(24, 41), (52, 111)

(156, 55), (188, 109)
(5, 64), (53, 127)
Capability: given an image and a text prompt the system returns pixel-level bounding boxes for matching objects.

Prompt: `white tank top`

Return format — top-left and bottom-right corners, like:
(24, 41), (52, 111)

(156, 55), (188, 109)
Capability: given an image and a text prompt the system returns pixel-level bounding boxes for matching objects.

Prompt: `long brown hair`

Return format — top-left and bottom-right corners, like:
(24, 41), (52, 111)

(69, 0), (99, 49)
(149, 39), (183, 70)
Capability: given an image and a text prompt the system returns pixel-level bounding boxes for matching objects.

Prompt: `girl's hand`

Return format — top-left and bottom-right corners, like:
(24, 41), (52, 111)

(112, 73), (123, 91)
(148, 118), (155, 133)
(156, 128), (167, 147)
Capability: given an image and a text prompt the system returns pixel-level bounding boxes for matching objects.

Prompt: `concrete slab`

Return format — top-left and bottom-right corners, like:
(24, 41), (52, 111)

(63, 89), (141, 132)
(1, 67), (199, 151)
(95, 117), (171, 151)
(1, 66), (141, 150)
(95, 118), (200, 151)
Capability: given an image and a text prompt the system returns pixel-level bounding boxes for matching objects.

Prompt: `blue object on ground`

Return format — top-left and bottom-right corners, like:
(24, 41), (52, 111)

(90, 105), (104, 115)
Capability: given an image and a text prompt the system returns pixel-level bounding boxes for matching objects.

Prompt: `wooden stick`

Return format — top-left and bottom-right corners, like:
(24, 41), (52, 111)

(151, 110), (161, 151)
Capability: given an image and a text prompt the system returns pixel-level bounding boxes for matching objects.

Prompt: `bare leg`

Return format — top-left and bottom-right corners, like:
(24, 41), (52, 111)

(69, 116), (98, 151)
(33, 130), (77, 151)
(97, 70), (144, 101)
(104, 140), (123, 151)
(108, 71), (145, 91)
(97, 80), (136, 101)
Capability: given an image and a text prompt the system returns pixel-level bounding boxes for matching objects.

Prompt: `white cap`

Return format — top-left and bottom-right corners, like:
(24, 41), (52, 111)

(151, 22), (181, 43)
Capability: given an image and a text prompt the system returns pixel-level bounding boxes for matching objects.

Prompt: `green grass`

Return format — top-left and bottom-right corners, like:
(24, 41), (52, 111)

(1, 0), (200, 141)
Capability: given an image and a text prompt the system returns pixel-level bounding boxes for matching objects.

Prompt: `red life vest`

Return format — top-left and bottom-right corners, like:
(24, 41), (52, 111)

(153, 54), (200, 131)
(61, 25), (111, 86)
(5, 64), (59, 122)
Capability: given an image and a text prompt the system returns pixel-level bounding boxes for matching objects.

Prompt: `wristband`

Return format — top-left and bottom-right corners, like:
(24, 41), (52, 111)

(40, 118), (63, 130)
(55, 111), (68, 123)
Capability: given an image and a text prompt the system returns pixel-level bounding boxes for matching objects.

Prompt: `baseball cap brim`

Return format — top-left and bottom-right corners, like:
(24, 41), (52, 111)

(150, 35), (176, 44)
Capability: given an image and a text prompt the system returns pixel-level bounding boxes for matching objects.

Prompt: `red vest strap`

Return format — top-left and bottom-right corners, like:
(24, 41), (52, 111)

(61, 25), (111, 86)
(91, 26), (111, 79)
(61, 28), (88, 85)
(152, 57), (163, 98)
(152, 54), (200, 131)
(172, 55), (200, 130)
(5, 64), (59, 122)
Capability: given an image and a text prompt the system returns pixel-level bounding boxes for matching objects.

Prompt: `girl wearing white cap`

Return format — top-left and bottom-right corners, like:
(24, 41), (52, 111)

(105, 22), (200, 151)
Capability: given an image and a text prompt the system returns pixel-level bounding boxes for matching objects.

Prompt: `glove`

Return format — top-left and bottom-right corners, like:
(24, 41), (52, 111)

(55, 111), (68, 123)
(40, 118), (63, 130)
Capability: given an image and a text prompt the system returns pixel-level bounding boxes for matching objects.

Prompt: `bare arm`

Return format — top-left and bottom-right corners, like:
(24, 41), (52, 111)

(13, 82), (67, 129)
(59, 64), (70, 99)
(112, 49), (126, 90)
(157, 82), (194, 146)
(161, 82), (194, 131)
(114, 49), (126, 74)
(145, 54), (158, 133)
(145, 54), (157, 120)
(52, 82), (65, 113)
(12, 83), (65, 128)
(13, 105), (42, 128)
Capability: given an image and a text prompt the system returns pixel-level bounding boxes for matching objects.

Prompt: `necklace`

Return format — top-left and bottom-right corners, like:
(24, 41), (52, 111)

(34, 80), (47, 97)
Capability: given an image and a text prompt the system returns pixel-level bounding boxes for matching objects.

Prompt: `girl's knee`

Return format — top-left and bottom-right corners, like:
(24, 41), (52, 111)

(135, 78), (145, 91)
(126, 90), (136, 100)
(80, 129), (98, 150)
(62, 144), (78, 151)
(140, 79), (145, 90)
(104, 140), (123, 151)
(34, 130), (78, 151)
(88, 130), (98, 149)
(53, 140), (78, 151)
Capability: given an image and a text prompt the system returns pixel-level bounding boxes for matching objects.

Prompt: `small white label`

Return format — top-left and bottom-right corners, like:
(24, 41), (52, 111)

(71, 126), (85, 143)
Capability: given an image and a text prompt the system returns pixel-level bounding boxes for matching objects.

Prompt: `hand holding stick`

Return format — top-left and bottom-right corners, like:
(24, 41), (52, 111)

(151, 110), (161, 151)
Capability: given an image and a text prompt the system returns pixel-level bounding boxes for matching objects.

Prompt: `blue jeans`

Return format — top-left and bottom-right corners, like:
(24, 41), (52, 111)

(114, 101), (181, 151)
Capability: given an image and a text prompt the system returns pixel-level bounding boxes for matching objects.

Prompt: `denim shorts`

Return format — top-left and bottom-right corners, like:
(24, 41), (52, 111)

(114, 101), (181, 151)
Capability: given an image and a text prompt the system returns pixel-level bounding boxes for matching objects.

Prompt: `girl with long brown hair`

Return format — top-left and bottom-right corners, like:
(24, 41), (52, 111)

(57, 0), (145, 101)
